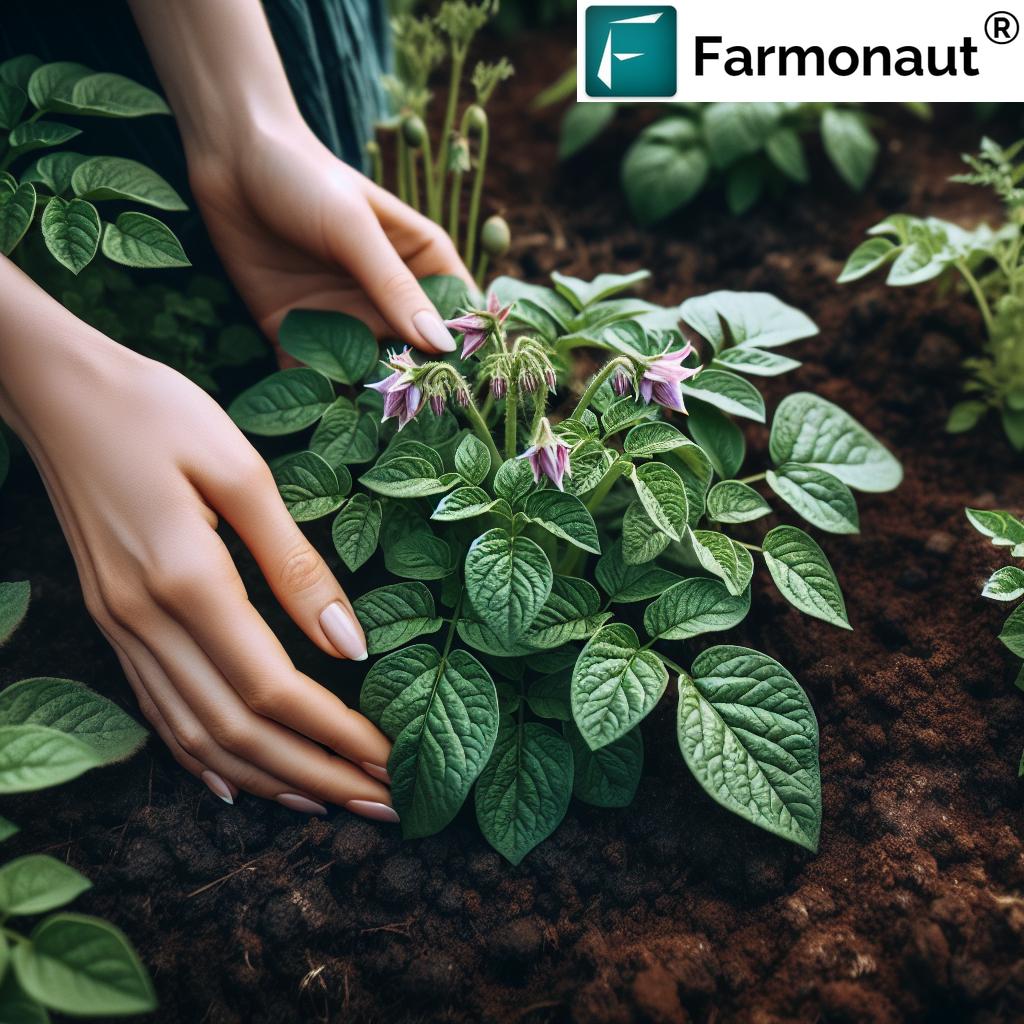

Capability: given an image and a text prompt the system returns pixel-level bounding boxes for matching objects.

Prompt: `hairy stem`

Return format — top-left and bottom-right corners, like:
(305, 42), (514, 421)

(504, 374), (519, 459)
(956, 259), (996, 338)
(464, 115), (489, 271)
(569, 357), (630, 421)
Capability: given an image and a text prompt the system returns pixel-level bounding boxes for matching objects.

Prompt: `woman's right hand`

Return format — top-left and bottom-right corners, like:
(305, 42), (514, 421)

(0, 260), (398, 822)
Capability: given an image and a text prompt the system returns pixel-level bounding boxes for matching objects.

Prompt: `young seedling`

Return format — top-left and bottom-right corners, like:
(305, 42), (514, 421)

(840, 137), (1024, 449)
(0, 55), (188, 273)
(229, 269), (903, 864)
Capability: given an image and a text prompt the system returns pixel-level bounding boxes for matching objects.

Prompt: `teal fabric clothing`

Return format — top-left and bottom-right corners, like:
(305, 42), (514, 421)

(0, 0), (391, 172)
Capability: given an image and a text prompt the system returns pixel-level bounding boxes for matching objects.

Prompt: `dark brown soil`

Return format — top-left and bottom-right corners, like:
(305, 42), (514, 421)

(4, 28), (1024, 1024)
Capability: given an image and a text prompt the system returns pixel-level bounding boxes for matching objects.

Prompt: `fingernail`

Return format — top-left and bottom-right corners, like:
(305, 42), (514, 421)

(413, 310), (456, 352)
(361, 761), (391, 784)
(346, 800), (400, 824)
(320, 602), (368, 661)
(277, 793), (328, 816)
(201, 770), (234, 805)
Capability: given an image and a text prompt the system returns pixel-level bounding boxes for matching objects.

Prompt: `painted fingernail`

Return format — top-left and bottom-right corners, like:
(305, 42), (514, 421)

(361, 761), (392, 784)
(277, 793), (328, 816)
(320, 602), (368, 661)
(201, 770), (234, 805)
(412, 310), (456, 352)
(346, 800), (400, 824)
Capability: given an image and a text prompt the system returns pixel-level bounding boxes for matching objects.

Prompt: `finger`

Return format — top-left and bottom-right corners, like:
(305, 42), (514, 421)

(147, 527), (391, 776)
(188, 467), (368, 663)
(327, 205), (457, 355)
(142, 612), (396, 818)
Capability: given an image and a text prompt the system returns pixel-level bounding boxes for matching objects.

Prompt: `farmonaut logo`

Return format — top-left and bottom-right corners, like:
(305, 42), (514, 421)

(584, 6), (677, 97)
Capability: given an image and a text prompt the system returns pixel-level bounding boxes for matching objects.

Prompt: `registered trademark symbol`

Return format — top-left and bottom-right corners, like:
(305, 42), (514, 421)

(985, 10), (1019, 43)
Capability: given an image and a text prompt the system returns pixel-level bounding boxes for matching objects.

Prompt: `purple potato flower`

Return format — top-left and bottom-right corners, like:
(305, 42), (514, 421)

(637, 343), (701, 413)
(366, 348), (424, 429)
(518, 418), (572, 491)
(444, 291), (512, 358)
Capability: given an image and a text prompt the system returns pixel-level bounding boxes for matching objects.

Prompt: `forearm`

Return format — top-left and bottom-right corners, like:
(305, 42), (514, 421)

(128, 0), (305, 165)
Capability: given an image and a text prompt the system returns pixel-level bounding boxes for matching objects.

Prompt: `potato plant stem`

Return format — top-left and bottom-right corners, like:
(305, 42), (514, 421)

(736, 472), (766, 484)
(654, 651), (689, 679)
(569, 358), (630, 421)
(396, 135), (409, 204)
(464, 117), (489, 271)
(462, 400), (502, 475)
(421, 133), (437, 223)
(504, 375), (519, 459)
(955, 259), (996, 337)
(474, 252), (490, 289)
(434, 51), (466, 218)
(407, 148), (420, 212)
(449, 170), (463, 251)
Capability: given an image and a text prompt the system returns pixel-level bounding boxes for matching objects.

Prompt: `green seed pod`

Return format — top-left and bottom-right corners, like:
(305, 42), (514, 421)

(402, 114), (427, 148)
(465, 103), (488, 135)
(481, 215), (511, 258)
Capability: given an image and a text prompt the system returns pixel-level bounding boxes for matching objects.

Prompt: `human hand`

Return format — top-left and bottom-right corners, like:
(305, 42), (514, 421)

(188, 118), (474, 360)
(0, 295), (397, 822)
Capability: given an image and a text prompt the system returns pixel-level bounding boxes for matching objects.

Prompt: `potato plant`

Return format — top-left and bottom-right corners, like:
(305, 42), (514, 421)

(840, 137), (1024, 449)
(0, 55), (188, 273)
(545, 98), (885, 223)
(229, 269), (902, 863)
(967, 508), (1024, 772)
(0, 580), (155, 1019)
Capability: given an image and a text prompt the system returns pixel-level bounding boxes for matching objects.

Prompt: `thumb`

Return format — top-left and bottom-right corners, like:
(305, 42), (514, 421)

(336, 213), (457, 356)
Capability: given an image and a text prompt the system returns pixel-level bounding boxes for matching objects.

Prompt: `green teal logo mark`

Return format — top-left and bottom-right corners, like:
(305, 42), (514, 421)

(585, 6), (677, 97)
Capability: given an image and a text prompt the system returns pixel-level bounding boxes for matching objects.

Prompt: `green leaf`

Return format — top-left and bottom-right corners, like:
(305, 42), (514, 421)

(0, 55), (42, 90)
(621, 501), (671, 566)
(384, 532), (453, 581)
(679, 290), (818, 354)
(523, 490), (600, 554)
(763, 525), (850, 629)
(1001, 606), (1024, 658)
(821, 107), (878, 191)
(599, 395), (659, 435)
(419, 274), (471, 319)
(331, 494), (381, 572)
(464, 529), (552, 637)
(527, 671), (572, 720)
(432, 486), (509, 522)
(703, 102), (781, 167)
(726, 159), (764, 215)
(713, 346), (801, 377)
(455, 434), (492, 485)
(71, 156), (186, 211)
(360, 456), (453, 498)
(353, 583), (442, 654)
(0, 581), (30, 646)
(623, 422), (688, 458)
(272, 451), (346, 521)
(765, 127), (809, 182)
(8, 121), (80, 155)
(767, 463), (859, 535)
(278, 309), (377, 385)
(644, 577), (750, 640)
(0, 817), (18, 843)
(51, 72), (170, 118)
(0, 83), (26, 131)
(947, 400), (988, 434)
(311, 398), (378, 466)
(671, 441), (714, 526)
(40, 197), (99, 274)
(595, 540), (682, 603)
(379, 438), (443, 475)
(475, 720), (573, 865)
(22, 151), (89, 196)
(522, 576), (608, 649)
(621, 117), (709, 224)
(983, 566), (1024, 602)
(559, 102), (615, 159)
(706, 481), (771, 524)
(571, 624), (668, 750)
(630, 462), (688, 541)
(563, 443), (616, 497)
(681, 368), (765, 422)
(100, 211), (188, 269)
(0, 678), (146, 764)
(12, 913), (156, 1015)
(770, 393), (903, 492)
(837, 237), (897, 283)
(228, 368), (334, 435)
(493, 457), (536, 508)
(966, 508), (1024, 554)
(0, 971), (48, 1024)
(565, 720), (642, 808)
(0, 182), (36, 255)
(0, 725), (102, 793)
(26, 62), (90, 110)
(0, 855), (90, 915)
(551, 269), (651, 310)
(689, 529), (754, 596)
(361, 646), (499, 838)
(686, 401), (745, 479)
(678, 646), (821, 851)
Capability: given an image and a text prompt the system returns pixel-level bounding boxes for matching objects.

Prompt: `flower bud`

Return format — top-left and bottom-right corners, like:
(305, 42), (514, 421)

(491, 375), (507, 399)
(430, 394), (447, 416)
(481, 215), (510, 258)
(465, 103), (488, 135)
(449, 134), (471, 174)
(520, 370), (537, 394)
(455, 388), (470, 407)
(545, 368), (557, 391)
(612, 367), (633, 397)
(402, 114), (427, 148)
